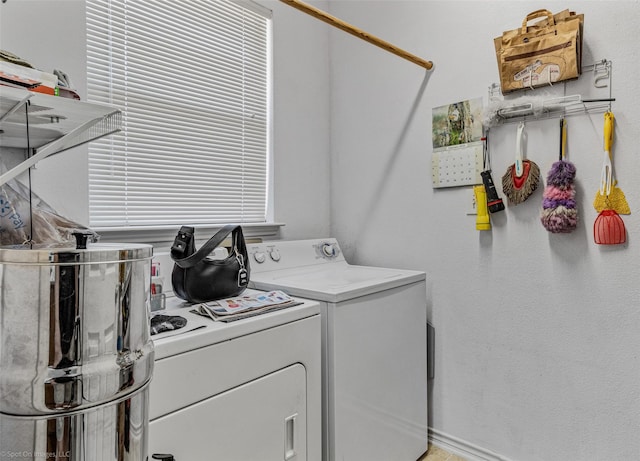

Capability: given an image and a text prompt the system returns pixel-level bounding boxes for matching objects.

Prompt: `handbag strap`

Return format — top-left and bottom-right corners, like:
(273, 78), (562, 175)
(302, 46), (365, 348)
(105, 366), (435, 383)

(171, 224), (240, 268)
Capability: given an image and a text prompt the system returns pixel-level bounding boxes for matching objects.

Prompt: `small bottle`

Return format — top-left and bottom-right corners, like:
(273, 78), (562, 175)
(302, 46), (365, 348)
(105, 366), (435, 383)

(150, 261), (166, 311)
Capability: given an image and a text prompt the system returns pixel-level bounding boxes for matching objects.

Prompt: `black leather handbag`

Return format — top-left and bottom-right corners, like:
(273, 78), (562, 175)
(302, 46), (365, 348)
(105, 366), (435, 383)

(170, 225), (250, 303)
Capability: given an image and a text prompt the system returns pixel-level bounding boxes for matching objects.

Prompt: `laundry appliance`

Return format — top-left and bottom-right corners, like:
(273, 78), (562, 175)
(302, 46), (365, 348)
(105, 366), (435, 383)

(248, 238), (428, 461)
(148, 291), (322, 461)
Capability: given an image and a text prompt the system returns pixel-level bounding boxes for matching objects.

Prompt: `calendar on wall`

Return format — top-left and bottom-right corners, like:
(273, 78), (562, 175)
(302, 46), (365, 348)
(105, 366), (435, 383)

(431, 142), (483, 188)
(431, 97), (484, 189)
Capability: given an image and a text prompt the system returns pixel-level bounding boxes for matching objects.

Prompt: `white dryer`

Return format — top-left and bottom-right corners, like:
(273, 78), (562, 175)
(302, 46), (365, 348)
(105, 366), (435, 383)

(148, 291), (322, 461)
(248, 239), (428, 461)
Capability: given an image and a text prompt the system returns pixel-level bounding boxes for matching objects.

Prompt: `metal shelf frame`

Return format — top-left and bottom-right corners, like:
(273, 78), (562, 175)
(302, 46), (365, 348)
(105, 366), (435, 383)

(487, 59), (614, 125)
(0, 86), (121, 186)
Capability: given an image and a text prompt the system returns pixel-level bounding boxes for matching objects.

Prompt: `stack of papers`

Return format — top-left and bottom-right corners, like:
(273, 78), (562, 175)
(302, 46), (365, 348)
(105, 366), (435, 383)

(191, 290), (302, 322)
(0, 61), (58, 94)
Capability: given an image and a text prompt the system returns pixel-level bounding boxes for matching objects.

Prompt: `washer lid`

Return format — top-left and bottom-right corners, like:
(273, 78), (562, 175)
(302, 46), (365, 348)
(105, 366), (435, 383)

(250, 263), (425, 303)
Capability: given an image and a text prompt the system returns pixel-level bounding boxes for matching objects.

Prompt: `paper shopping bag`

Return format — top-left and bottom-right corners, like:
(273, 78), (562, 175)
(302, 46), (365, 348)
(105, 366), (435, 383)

(494, 9), (583, 93)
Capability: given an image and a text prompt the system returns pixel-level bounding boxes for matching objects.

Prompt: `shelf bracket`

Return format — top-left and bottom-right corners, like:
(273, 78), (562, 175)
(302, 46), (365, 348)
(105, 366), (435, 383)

(0, 114), (118, 186)
(1, 87), (122, 187)
(279, 0), (433, 70)
(0, 91), (31, 124)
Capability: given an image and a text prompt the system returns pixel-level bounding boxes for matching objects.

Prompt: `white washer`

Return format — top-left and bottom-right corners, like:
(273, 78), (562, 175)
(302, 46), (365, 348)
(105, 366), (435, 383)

(148, 290), (322, 461)
(248, 239), (428, 461)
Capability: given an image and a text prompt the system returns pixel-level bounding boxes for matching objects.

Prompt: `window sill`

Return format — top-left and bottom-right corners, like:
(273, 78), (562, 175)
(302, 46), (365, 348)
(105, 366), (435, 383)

(93, 222), (285, 245)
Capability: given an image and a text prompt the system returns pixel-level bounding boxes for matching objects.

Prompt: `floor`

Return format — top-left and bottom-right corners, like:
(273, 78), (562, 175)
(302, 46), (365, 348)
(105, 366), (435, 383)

(419, 444), (467, 461)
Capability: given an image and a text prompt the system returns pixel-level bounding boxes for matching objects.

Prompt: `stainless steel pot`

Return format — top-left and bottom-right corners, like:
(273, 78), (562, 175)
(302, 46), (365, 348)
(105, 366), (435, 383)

(0, 242), (154, 461)
(0, 386), (149, 461)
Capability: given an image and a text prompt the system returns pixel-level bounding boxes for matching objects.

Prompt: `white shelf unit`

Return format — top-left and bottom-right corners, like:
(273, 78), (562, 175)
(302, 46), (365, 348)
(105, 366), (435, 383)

(0, 86), (121, 186)
(487, 59), (614, 125)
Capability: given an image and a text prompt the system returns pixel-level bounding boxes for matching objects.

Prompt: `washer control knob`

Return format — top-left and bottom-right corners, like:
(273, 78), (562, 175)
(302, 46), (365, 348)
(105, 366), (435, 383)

(322, 243), (337, 258)
(253, 252), (266, 263)
(269, 249), (281, 262)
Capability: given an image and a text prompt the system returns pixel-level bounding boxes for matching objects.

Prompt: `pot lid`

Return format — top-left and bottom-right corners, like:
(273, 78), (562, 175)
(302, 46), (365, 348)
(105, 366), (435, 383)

(0, 242), (152, 265)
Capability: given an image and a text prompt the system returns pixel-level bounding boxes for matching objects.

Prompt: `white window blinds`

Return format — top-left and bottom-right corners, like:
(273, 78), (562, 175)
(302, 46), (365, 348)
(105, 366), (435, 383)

(86, 0), (270, 229)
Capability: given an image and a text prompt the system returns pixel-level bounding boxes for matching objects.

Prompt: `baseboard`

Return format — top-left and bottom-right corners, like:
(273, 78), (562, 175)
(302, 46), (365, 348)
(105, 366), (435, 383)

(428, 428), (516, 461)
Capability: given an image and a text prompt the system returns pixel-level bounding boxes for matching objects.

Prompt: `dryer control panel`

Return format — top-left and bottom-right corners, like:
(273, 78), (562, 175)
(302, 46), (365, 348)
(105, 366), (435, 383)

(248, 238), (345, 272)
(315, 241), (340, 260)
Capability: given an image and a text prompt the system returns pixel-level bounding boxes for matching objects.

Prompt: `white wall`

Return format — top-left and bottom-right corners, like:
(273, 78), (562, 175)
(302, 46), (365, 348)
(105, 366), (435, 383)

(265, 0), (332, 240)
(0, 0), (332, 241)
(4, 1), (640, 460)
(0, 0), (89, 224)
(328, 1), (640, 460)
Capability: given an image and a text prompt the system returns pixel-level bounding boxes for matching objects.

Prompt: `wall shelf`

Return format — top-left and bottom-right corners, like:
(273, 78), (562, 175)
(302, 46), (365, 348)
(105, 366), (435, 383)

(0, 86), (121, 186)
(486, 59), (613, 125)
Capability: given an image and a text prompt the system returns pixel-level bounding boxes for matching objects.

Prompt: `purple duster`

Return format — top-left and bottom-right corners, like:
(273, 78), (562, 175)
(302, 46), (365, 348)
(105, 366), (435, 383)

(540, 160), (578, 233)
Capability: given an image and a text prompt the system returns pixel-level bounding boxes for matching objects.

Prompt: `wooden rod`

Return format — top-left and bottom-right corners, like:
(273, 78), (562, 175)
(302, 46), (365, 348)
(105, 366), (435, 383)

(279, 0), (433, 70)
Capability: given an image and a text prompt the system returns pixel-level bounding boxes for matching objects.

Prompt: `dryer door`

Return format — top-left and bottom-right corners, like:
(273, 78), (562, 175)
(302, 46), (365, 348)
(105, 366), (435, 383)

(149, 363), (307, 461)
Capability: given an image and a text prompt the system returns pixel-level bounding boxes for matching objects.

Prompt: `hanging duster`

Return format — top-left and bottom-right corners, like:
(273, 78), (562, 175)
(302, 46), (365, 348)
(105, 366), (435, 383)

(540, 118), (578, 233)
(502, 121), (540, 205)
(593, 112), (630, 216)
(593, 111), (627, 244)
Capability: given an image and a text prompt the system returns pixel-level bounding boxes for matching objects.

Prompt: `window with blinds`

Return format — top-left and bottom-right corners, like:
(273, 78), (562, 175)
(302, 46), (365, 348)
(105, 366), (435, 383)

(86, 0), (271, 229)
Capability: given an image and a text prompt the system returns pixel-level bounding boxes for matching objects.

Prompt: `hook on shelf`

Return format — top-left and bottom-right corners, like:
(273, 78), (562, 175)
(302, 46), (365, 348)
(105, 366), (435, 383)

(545, 66), (554, 87)
(593, 60), (610, 88)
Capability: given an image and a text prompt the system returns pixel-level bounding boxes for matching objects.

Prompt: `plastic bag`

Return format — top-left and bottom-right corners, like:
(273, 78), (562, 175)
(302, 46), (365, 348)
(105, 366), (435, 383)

(0, 177), (99, 246)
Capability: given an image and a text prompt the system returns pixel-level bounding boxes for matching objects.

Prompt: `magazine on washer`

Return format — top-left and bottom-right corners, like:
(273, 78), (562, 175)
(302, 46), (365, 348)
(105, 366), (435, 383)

(191, 290), (302, 322)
